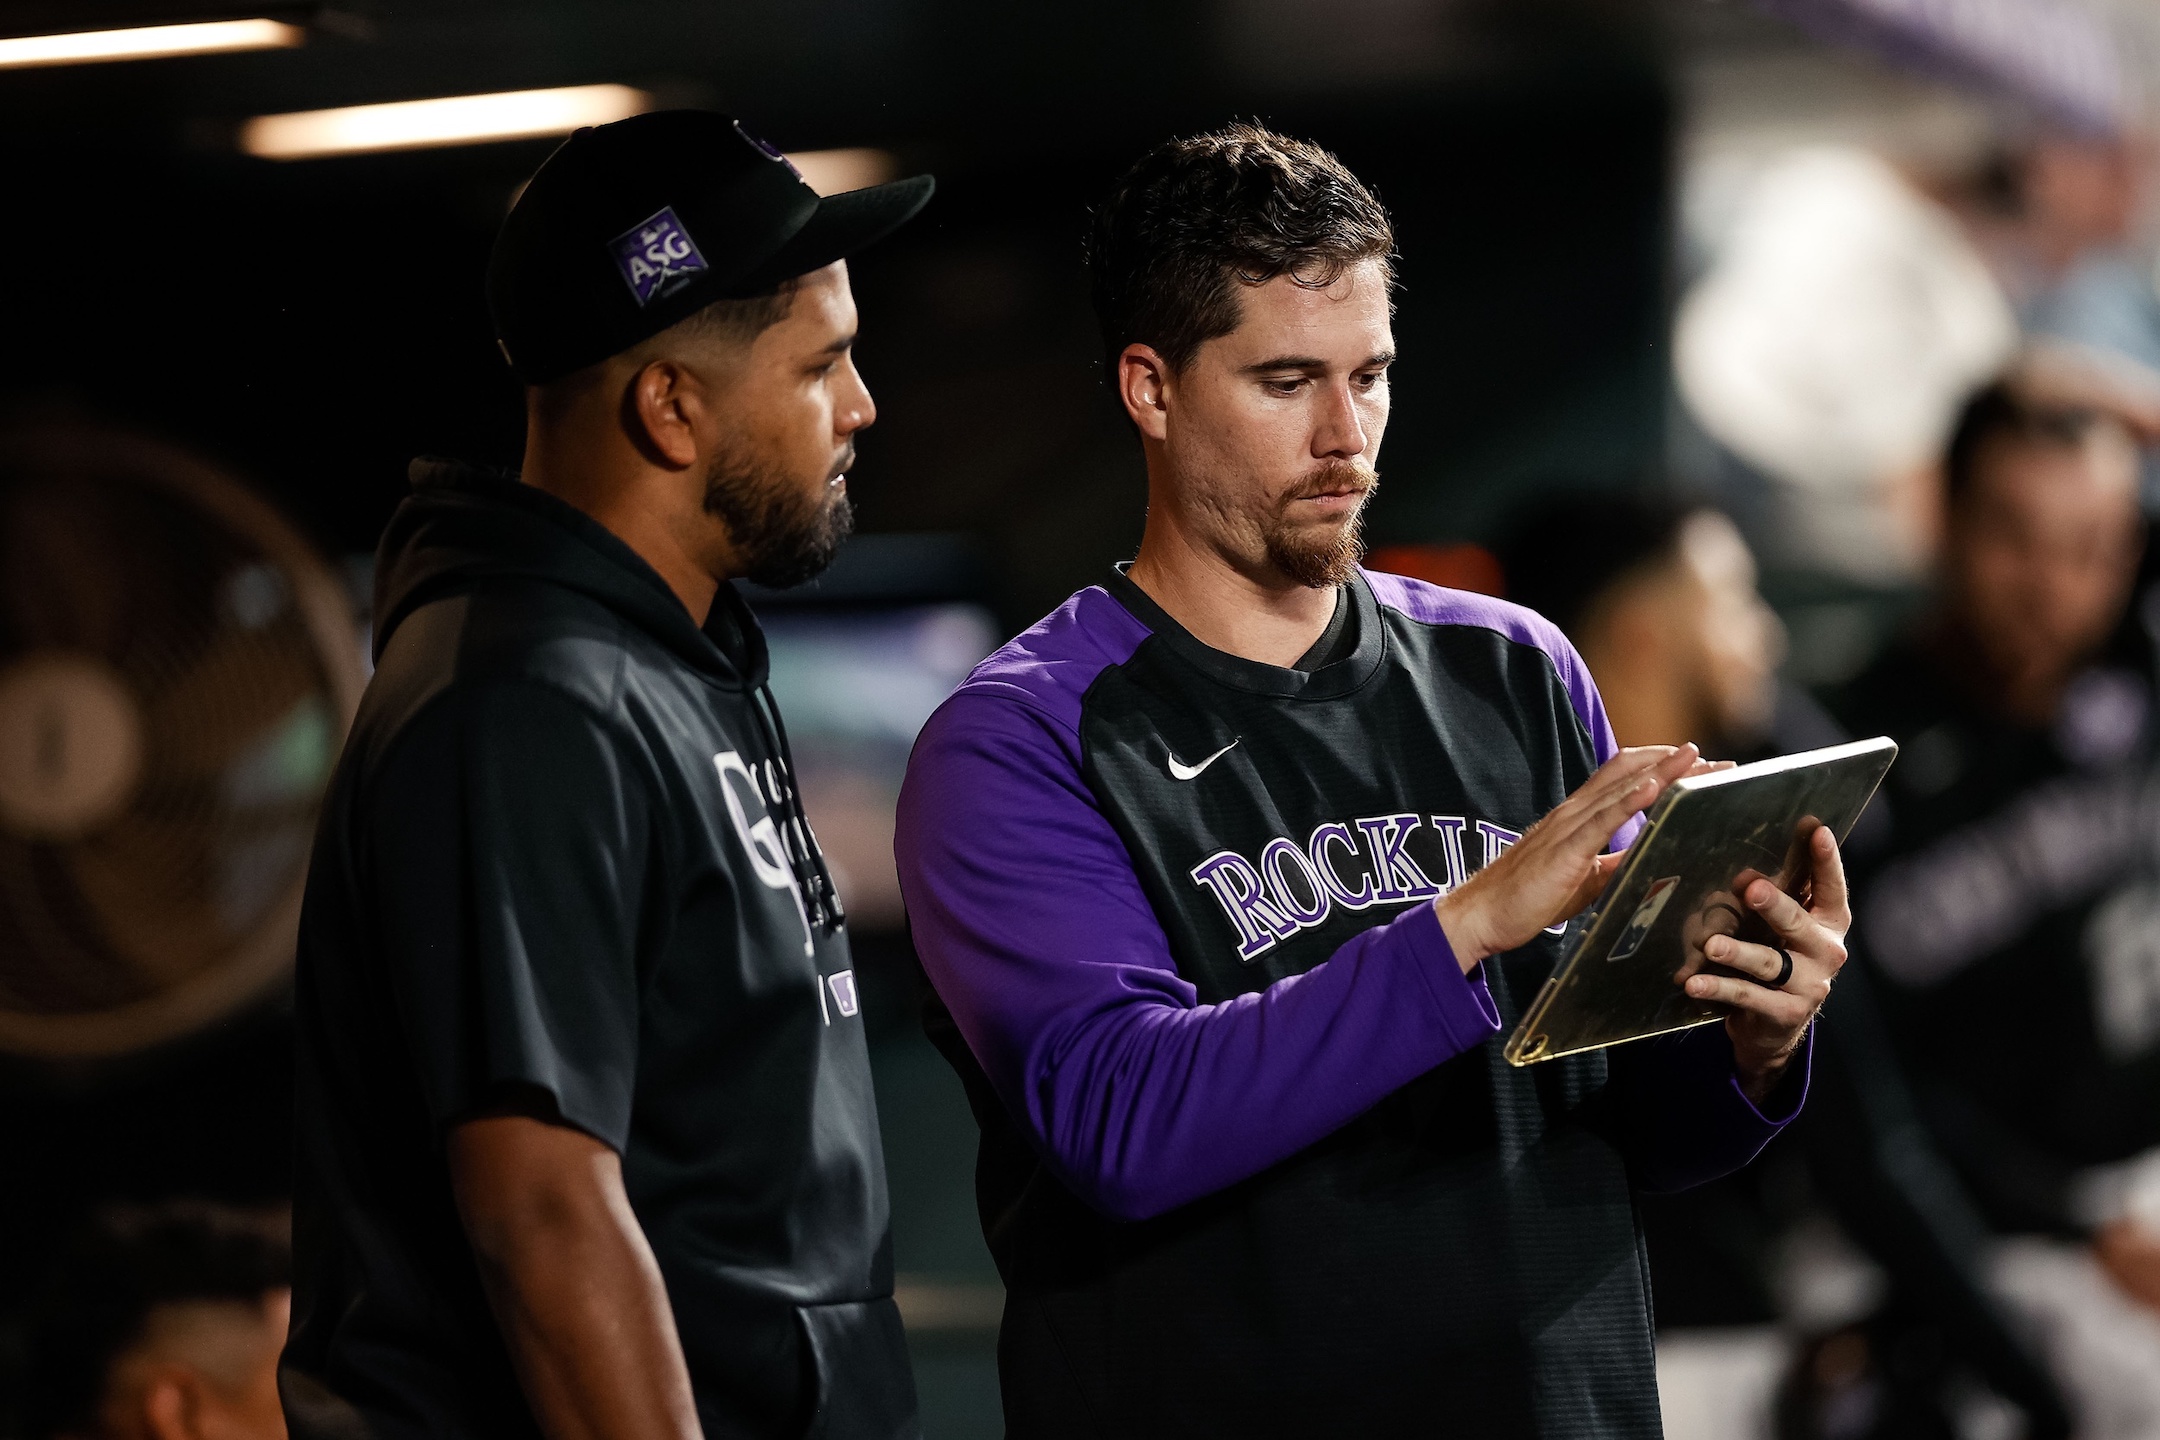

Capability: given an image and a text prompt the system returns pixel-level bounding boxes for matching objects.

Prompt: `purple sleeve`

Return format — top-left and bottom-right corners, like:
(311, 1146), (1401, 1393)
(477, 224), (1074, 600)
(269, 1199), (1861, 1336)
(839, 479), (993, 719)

(1605, 1023), (1812, 1192)
(895, 691), (1503, 1223)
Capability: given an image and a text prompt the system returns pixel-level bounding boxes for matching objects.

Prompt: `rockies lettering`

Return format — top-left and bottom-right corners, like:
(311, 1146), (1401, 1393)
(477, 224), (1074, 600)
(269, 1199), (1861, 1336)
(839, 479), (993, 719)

(1190, 813), (1523, 961)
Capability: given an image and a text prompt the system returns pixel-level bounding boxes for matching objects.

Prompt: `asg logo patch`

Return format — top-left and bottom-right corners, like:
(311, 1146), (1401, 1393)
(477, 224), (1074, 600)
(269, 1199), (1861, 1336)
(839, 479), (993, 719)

(611, 206), (708, 307)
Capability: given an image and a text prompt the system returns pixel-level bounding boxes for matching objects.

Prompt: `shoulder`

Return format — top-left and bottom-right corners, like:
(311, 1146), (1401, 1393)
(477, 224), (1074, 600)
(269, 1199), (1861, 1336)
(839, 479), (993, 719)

(355, 591), (646, 803)
(374, 578), (633, 728)
(904, 585), (1152, 810)
(940, 584), (1154, 738)
(1362, 568), (1592, 699)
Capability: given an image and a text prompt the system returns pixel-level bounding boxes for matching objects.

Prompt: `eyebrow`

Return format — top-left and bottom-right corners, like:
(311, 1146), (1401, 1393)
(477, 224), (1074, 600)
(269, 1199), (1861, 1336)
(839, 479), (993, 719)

(817, 333), (857, 357)
(1243, 354), (1325, 374)
(1242, 350), (1395, 374)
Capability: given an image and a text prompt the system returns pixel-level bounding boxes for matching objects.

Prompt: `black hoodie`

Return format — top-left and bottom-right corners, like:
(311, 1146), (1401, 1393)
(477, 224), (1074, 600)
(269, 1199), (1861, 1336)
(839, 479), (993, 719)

(282, 461), (916, 1440)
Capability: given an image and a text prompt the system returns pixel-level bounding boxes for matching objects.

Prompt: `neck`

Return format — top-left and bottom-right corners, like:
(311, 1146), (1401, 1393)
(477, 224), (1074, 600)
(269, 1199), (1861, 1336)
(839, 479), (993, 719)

(1933, 610), (2076, 728)
(522, 412), (720, 623)
(1126, 495), (1340, 666)
(1580, 637), (1704, 751)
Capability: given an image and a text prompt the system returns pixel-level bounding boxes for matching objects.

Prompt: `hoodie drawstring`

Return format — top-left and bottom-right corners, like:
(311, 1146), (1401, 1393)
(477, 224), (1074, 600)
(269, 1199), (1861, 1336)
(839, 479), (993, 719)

(748, 682), (847, 937)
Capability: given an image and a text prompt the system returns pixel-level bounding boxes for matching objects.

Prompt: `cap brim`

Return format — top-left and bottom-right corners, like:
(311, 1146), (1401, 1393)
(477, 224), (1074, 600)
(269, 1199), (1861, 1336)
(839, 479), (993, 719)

(726, 174), (935, 295)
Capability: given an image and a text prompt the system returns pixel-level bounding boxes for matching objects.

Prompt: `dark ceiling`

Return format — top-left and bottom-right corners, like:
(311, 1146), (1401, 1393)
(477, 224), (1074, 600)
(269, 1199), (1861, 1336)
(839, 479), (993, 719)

(0, 0), (1680, 595)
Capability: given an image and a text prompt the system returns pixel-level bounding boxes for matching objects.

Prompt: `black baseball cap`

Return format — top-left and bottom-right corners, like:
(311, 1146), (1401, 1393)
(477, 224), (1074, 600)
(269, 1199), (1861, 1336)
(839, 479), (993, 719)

(488, 110), (934, 384)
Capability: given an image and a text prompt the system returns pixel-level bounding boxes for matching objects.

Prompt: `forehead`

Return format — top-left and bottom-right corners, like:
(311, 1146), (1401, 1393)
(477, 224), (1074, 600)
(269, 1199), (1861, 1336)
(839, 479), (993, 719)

(781, 262), (855, 330)
(739, 264), (855, 370)
(1214, 258), (1392, 356)
(1969, 429), (2138, 517)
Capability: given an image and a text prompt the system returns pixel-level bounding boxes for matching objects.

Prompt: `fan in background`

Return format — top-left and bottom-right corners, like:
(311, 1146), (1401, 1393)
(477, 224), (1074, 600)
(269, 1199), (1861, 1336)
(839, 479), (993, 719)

(0, 425), (362, 1058)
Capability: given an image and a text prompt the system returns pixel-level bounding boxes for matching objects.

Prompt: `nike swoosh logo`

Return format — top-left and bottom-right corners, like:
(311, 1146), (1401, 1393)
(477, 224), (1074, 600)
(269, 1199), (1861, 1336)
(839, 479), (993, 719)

(1166, 739), (1239, 781)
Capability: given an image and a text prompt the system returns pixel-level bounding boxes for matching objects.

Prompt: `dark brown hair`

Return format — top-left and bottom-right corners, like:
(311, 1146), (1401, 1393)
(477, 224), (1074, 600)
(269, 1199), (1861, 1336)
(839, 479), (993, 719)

(22, 1203), (291, 1439)
(1495, 489), (1700, 641)
(1945, 380), (2128, 507)
(1088, 123), (1395, 377)
(530, 281), (798, 417)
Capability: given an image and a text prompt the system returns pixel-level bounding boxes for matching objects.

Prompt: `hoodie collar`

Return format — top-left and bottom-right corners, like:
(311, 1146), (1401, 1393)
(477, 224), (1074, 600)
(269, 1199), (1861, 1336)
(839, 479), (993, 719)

(375, 458), (767, 689)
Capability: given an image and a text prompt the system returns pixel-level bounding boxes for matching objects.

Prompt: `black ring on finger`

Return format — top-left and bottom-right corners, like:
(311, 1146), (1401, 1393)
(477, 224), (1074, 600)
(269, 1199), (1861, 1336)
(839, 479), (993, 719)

(1753, 947), (1794, 990)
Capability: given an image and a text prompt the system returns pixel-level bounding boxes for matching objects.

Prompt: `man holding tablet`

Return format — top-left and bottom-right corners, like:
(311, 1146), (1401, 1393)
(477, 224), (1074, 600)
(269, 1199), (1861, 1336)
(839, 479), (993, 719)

(895, 125), (1848, 1437)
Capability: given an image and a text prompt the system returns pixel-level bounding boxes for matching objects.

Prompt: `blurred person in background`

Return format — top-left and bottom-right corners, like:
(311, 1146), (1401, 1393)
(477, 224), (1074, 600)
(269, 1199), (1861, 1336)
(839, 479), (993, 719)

(1500, 493), (2072, 1439)
(283, 114), (932, 1440)
(1495, 493), (1794, 765)
(1949, 132), (2160, 388)
(1674, 126), (2160, 593)
(1830, 379), (2160, 1438)
(21, 1203), (289, 1440)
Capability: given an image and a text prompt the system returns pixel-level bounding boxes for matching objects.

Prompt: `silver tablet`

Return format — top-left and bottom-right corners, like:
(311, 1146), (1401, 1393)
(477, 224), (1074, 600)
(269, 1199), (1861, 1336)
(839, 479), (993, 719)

(1503, 736), (1897, 1066)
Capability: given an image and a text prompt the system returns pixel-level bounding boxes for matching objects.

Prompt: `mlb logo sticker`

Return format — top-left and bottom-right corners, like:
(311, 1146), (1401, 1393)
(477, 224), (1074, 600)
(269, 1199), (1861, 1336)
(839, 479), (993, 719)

(827, 970), (860, 1018)
(611, 206), (708, 307)
(1606, 875), (1680, 964)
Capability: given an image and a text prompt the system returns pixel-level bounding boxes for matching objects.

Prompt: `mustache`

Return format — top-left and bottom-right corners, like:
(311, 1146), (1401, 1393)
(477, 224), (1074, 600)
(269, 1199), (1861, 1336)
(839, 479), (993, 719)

(1282, 461), (1379, 505)
(828, 446), (857, 482)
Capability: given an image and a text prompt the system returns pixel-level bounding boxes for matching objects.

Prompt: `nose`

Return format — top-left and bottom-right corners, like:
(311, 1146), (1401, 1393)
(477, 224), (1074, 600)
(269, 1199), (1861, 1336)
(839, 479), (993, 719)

(838, 356), (876, 438)
(1312, 378), (1368, 460)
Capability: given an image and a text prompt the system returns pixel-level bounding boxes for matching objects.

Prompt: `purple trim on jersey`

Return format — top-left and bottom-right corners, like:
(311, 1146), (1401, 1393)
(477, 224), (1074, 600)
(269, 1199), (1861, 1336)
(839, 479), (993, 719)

(1363, 568), (1643, 848)
(944, 583), (1156, 737)
(895, 576), (1799, 1222)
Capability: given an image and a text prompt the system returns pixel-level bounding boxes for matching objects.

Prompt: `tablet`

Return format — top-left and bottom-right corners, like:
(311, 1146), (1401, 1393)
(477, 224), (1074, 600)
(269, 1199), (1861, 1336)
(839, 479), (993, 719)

(1503, 736), (1897, 1066)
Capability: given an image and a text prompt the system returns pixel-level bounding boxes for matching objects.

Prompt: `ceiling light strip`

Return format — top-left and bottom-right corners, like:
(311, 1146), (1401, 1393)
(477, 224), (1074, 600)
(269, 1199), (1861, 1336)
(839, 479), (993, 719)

(0, 18), (304, 70)
(241, 83), (653, 159)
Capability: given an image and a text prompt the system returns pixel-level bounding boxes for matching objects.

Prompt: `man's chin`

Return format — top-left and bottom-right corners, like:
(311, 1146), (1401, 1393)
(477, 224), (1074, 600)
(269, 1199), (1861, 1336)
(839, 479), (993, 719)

(741, 498), (856, 590)
(1259, 517), (1364, 589)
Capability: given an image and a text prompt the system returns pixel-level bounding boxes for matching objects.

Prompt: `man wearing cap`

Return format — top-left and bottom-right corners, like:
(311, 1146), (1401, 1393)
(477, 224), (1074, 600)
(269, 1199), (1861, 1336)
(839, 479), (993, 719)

(282, 113), (932, 1440)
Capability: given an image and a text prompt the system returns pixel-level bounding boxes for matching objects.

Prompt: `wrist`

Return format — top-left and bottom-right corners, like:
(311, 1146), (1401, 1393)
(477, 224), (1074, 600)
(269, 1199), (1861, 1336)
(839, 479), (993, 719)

(1736, 1057), (1784, 1106)
(1434, 890), (1491, 973)
(1733, 1032), (1801, 1105)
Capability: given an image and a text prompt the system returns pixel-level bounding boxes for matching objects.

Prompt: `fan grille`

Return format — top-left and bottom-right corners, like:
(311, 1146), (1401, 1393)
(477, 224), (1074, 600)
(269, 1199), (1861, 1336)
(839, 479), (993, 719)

(0, 427), (361, 1056)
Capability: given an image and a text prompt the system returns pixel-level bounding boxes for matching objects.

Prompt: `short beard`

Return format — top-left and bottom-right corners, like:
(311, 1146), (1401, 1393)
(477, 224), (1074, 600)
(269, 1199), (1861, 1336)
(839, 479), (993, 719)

(702, 439), (855, 590)
(1261, 459), (1376, 588)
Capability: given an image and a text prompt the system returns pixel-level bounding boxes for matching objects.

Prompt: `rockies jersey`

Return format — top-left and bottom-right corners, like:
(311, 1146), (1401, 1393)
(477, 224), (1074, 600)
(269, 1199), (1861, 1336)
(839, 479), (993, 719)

(895, 567), (1804, 1439)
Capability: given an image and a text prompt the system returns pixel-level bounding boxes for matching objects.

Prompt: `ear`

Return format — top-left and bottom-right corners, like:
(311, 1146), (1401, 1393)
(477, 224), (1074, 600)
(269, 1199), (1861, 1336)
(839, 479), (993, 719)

(1116, 343), (1172, 442)
(138, 1364), (209, 1440)
(623, 359), (708, 471)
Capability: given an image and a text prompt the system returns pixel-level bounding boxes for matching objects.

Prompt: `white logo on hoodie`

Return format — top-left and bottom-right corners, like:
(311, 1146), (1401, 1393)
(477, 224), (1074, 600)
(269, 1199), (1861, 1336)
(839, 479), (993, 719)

(714, 750), (814, 957)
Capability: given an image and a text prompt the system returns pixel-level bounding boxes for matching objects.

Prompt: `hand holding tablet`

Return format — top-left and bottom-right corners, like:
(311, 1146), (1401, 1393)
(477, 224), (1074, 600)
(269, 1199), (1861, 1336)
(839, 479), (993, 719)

(1504, 737), (1894, 1070)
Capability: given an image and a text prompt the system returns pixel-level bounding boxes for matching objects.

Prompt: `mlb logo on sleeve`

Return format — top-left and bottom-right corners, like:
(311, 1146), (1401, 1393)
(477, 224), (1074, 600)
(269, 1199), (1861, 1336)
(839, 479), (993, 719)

(611, 206), (709, 306)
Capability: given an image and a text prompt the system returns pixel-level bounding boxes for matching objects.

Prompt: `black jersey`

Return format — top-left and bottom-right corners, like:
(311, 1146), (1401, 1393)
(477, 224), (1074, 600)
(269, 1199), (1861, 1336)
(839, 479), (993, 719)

(895, 567), (1804, 1439)
(1829, 627), (2160, 1235)
(285, 462), (916, 1440)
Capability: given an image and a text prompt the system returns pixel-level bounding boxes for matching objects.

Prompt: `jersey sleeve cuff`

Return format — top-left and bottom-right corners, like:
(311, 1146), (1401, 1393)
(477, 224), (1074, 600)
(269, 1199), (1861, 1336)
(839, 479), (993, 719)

(1392, 901), (1503, 1053)
(1729, 1024), (1812, 1127)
